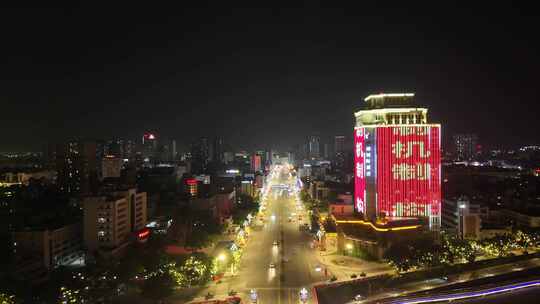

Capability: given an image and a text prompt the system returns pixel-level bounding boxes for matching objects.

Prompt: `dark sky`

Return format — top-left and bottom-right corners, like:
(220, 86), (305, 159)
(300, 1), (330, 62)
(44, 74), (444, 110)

(1, 3), (539, 152)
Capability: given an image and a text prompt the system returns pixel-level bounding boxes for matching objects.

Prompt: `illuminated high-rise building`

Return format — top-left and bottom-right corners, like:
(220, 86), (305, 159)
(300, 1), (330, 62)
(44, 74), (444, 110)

(354, 93), (441, 230)
(334, 135), (346, 170)
(53, 141), (98, 195)
(308, 135), (320, 159)
(251, 153), (262, 172)
(141, 133), (157, 163)
(453, 134), (478, 161)
(334, 136), (345, 155)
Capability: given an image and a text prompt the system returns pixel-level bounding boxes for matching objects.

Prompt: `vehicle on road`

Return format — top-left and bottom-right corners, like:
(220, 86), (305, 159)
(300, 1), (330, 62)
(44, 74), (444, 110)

(269, 263), (276, 269)
(273, 240), (279, 246)
(353, 294), (365, 302)
(314, 265), (322, 272)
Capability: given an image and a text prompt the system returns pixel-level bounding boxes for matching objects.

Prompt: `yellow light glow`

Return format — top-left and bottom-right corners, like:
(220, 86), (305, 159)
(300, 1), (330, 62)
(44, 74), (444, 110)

(334, 219), (421, 232)
(218, 253), (226, 261)
(364, 93), (415, 102)
(346, 243), (353, 250)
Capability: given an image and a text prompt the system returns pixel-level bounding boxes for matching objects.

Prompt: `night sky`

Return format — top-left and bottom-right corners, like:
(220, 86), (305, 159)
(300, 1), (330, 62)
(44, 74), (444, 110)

(1, 3), (539, 152)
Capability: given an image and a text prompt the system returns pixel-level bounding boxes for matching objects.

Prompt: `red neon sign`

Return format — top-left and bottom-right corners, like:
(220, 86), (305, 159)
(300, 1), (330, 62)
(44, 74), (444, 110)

(138, 228), (150, 240)
(376, 126), (441, 218)
(185, 178), (197, 185)
(354, 127), (366, 214)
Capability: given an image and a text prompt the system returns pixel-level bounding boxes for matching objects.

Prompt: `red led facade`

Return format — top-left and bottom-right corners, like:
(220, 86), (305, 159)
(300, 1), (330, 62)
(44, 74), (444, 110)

(354, 128), (366, 214)
(251, 154), (262, 172)
(354, 125), (441, 222)
(376, 126), (441, 218)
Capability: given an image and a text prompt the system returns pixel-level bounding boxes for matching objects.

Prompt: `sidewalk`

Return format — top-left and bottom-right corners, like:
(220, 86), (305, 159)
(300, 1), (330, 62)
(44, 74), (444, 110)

(315, 252), (393, 281)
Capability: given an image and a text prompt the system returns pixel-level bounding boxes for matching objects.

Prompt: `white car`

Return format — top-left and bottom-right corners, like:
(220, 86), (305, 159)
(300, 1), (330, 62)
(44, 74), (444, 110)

(273, 240), (279, 246)
(269, 263), (276, 269)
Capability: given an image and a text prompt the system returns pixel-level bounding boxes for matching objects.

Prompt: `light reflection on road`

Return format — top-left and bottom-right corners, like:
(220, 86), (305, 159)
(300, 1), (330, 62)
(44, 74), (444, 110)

(268, 268), (276, 282)
(272, 245), (278, 258)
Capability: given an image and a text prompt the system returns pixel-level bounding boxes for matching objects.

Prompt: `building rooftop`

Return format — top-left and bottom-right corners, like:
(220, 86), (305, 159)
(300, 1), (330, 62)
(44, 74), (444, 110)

(363, 93), (416, 109)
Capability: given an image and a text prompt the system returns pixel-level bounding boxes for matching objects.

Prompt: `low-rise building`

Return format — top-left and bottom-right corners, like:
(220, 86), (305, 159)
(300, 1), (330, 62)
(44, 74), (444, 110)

(83, 188), (147, 256)
(442, 197), (486, 239)
(503, 209), (540, 228)
(13, 222), (83, 269)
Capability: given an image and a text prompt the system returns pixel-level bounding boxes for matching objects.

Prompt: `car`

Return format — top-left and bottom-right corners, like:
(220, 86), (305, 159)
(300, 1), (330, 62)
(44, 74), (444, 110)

(269, 263), (276, 269)
(273, 240), (279, 246)
(314, 265), (322, 272)
(354, 294), (365, 301)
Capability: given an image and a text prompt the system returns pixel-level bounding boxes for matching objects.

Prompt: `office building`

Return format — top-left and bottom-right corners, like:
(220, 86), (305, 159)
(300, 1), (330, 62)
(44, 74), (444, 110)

(334, 135), (346, 155)
(323, 143), (330, 159)
(99, 139), (136, 160)
(287, 151), (295, 165)
(141, 133), (158, 163)
(13, 223), (83, 269)
(453, 134), (479, 161)
(251, 153), (262, 172)
(213, 137), (224, 163)
(52, 141), (98, 195)
(223, 151), (234, 164)
(334, 135), (347, 170)
(354, 93), (441, 230)
(308, 135), (320, 159)
(191, 137), (210, 174)
(83, 188), (147, 255)
(101, 156), (122, 179)
(442, 197), (482, 239)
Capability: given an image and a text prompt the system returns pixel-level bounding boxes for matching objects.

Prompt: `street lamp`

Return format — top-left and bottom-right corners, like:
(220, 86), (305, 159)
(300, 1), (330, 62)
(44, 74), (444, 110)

(299, 287), (309, 303)
(346, 243), (353, 256)
(458, 203), (467, 239)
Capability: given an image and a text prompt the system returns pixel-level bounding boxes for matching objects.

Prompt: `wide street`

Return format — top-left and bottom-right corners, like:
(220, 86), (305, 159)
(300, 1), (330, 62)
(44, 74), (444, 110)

(238, 165), (325, 303)
(184, 164), (326, 304)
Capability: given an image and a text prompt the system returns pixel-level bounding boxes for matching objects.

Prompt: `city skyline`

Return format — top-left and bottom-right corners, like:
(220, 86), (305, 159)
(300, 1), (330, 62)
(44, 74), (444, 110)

(1, 3), (539, 151)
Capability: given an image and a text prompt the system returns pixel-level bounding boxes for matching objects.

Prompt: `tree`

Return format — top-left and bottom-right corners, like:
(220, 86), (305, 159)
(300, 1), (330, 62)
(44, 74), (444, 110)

(384, 235), (440, 272)
(0, 292), (19, 304)
(175, 254), (214, 287)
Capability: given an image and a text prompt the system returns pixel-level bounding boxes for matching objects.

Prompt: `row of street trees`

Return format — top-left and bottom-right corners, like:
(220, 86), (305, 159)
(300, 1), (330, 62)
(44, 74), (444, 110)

(384, 230), (540, 273)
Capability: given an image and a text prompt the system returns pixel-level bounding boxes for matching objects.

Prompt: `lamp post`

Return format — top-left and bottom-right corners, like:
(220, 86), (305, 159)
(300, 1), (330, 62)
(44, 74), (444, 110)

(346, 243), (353, 256)
(217, 253), (226, 273)
(458, 203), (467, 239)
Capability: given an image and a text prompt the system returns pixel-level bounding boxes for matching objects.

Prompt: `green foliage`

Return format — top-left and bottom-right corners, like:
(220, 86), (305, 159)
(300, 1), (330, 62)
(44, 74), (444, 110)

(169, 253), (215, 287)
(0, 292), (19, 304)
(385, 231), (540, 273)
(440, 235), (475, 264)
(384, 236), (441, 273)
